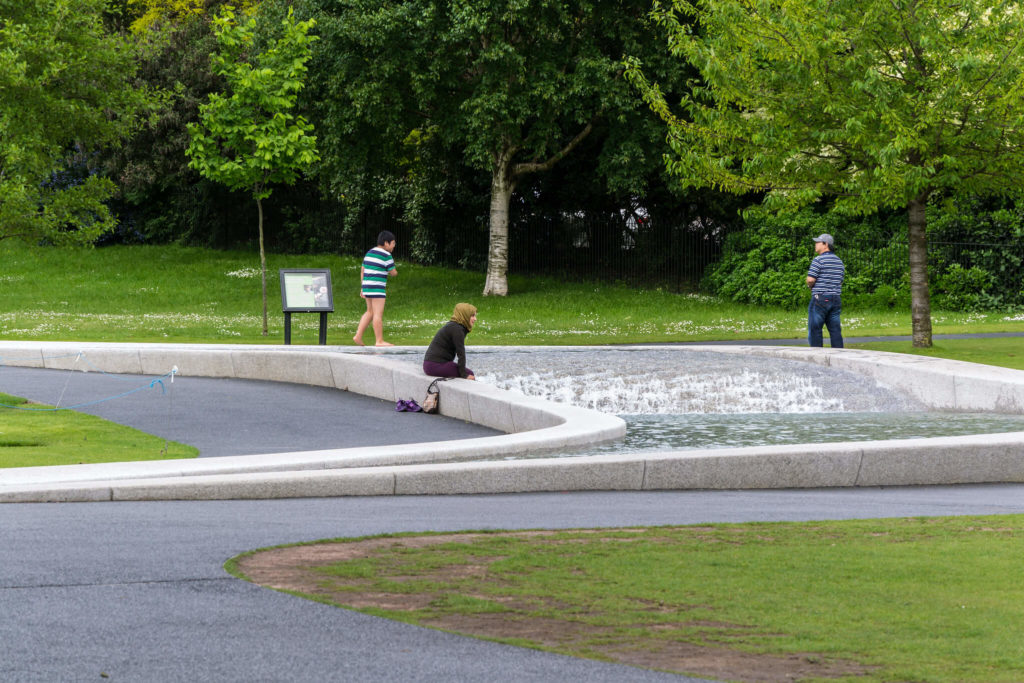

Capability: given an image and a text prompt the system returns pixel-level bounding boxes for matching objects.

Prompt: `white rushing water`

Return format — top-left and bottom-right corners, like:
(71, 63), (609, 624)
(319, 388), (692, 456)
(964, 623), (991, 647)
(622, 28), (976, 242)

(473, 348), (921, 414)
(484, 369), (849, 414)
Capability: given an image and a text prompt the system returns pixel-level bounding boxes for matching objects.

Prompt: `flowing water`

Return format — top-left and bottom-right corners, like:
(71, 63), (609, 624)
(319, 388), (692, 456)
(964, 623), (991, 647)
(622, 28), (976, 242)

(474, 348), (918, 414)
(401, 348), (1024, 453)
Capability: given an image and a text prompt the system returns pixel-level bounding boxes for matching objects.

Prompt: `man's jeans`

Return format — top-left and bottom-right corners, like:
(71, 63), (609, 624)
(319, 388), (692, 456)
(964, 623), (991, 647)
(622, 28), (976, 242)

(808, 293), (843, 348)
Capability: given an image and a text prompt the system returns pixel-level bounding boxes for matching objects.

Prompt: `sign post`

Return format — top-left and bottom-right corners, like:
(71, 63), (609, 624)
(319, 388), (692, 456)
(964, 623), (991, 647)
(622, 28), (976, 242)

(279, 269), (333, 345)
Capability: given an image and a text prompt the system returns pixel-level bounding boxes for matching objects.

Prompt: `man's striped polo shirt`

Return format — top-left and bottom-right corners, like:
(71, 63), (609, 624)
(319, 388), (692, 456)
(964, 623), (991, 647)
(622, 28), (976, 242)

(807, 250), (844, 295)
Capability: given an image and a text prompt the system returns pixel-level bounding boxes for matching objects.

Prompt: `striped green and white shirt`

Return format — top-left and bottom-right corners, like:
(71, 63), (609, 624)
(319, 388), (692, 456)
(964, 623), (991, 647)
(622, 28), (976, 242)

(361, 247), (395, 298)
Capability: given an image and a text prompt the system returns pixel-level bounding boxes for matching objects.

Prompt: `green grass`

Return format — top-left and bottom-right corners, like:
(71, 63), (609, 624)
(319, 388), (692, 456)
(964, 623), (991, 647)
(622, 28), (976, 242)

(851, 337), (1024, 371)
(3, 240), (1023, 345)
(0, 392), (197, 468)
(232, 517), (1024, 682)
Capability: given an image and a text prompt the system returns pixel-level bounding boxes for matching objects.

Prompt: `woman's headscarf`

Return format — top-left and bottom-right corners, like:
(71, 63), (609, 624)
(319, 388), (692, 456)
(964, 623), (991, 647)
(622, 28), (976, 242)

(451, 303), (477, 332)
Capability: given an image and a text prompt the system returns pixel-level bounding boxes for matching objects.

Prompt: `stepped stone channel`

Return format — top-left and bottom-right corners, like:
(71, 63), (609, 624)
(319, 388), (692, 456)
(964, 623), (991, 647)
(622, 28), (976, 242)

(401, 348), (1024, 456)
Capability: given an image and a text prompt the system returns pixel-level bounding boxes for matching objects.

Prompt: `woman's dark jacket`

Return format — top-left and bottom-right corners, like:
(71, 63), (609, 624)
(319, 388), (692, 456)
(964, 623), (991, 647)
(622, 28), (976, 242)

(424, 321), (470, 377)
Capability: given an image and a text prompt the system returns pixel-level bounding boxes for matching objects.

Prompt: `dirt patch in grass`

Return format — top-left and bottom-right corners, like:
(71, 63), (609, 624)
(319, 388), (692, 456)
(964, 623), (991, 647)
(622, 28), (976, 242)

(235, 532), (873, 682)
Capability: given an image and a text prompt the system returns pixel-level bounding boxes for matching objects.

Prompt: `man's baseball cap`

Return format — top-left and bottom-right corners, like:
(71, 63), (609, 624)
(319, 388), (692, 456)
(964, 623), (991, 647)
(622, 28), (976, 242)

(812, 234), (834, 246)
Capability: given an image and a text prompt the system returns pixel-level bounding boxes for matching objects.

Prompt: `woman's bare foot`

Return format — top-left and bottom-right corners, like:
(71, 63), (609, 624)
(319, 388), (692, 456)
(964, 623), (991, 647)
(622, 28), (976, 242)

(352, 335), (365, 346)
(375, 341), (394, 347)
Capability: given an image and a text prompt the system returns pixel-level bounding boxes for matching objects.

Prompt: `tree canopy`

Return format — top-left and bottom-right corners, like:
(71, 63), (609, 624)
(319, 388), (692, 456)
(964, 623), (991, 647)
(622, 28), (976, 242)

(306, 0), (687, 295)
(628, 0), (1024, 346)
(0, 0), (151, 245)
(186, 5), (319, 334)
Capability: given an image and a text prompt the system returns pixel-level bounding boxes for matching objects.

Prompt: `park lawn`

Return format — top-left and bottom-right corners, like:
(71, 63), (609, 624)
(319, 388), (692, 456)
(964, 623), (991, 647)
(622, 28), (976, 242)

(3, 241), (1024, 345)
(0, 392), (197, 468)
(231, 516), (1024, 683)
(851, 337), (1024, 371)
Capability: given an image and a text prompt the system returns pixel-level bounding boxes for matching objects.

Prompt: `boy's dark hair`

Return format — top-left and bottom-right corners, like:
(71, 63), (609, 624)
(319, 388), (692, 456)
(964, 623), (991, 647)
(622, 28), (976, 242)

(377, 230), (396, 246)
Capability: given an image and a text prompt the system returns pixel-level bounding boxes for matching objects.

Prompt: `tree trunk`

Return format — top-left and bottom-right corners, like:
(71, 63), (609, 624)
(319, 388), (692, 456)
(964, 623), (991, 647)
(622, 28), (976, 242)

(257, 197), (268, 336)
(908, 192), (932, 348)
(482, 150), (516, 297)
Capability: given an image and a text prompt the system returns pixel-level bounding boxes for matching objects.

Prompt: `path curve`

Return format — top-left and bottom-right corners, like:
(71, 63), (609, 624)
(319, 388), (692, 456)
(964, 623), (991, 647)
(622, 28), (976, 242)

(3, 488), (1024, 681)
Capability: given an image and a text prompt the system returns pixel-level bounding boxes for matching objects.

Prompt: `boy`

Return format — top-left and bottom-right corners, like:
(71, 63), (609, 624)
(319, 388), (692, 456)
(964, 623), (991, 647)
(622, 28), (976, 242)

(353, 231), (397, 346)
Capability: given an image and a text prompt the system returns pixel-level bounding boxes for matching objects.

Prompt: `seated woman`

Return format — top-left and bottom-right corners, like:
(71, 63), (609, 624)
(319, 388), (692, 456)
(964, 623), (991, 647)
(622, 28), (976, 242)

(423, 303), (477, 380)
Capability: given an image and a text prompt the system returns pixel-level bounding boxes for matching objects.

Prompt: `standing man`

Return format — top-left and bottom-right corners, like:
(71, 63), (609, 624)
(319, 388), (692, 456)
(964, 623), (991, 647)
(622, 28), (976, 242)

(353, 230), (397, 347)
(806, 233), (845, 348)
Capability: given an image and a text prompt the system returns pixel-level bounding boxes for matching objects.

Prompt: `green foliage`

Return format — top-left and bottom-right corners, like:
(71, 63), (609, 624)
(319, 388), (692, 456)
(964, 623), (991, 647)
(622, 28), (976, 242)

(933, 264), (1000, 312)
(186, 4), (320, 333)
(708, 197), (1024, 312)
(707, 207), (910, 310)
(125, 0), (259, 33)
(302, 0), (692, 292)
(628, 0), (1024, 342)
(0, 0), (153, 245)
(708, 233), (807, 308)
(928, 196), (1024, 311)
(629, 0), (1024, 212)
(185, 6), (319, 200)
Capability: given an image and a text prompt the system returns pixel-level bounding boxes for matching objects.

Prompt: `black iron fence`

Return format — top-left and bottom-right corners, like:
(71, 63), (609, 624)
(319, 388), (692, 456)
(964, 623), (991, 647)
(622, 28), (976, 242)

(142, 190), (1024, 309)
(341, 212), (729, 292)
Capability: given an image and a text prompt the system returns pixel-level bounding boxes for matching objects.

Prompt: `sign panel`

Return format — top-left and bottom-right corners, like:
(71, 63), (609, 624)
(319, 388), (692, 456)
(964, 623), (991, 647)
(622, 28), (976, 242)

(279, 269), (333, 312)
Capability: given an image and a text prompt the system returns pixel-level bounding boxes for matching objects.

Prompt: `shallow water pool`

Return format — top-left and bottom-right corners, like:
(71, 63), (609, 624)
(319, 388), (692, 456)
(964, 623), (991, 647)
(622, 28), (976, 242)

(550, 412), (1024, 457)
(401, 347), (1024, 455)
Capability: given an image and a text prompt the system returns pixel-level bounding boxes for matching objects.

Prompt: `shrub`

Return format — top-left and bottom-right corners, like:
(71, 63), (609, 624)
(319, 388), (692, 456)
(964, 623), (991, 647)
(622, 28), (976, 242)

(932, 264), (1000, 311)
(707, 206), (908, 310)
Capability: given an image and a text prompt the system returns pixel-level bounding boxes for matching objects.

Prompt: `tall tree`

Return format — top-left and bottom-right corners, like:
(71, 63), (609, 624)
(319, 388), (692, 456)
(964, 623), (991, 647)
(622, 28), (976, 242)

(628, 0), (1024, 346)
(0, 0), (151, 245)
(308, 0), (685, 296)
(186, 6), (320, 335)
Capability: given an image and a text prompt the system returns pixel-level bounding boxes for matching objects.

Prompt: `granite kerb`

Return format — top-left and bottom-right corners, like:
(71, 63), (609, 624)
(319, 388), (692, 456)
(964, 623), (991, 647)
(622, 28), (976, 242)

(4, 341), (1024, 502)
(0, 341), (625, 497)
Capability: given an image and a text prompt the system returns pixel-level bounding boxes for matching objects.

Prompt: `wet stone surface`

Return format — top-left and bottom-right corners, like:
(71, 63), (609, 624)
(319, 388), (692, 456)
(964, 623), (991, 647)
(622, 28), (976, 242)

(400, 348), (1024, 453)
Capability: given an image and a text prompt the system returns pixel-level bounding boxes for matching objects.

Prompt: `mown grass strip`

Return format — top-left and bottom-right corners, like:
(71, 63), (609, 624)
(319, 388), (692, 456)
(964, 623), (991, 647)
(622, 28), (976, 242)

(232, 517), (1024, 682)
(0, 392), (197, 468)
(2, 241), (1023, 345)
(851, 337), (1024, 371)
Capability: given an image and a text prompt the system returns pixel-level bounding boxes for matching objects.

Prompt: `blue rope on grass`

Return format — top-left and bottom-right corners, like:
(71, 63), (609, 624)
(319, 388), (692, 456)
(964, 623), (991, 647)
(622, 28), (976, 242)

(0, 355), (178, 412)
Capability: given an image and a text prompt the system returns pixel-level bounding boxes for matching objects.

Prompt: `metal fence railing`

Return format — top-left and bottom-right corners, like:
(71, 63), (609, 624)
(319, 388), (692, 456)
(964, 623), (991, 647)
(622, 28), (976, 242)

(292, 211), (1024, 306)
(148, 190), (1024, 306)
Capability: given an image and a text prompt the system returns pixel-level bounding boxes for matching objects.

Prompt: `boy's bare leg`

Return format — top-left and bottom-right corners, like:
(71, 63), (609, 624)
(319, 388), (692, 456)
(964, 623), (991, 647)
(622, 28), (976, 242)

(353, 298), (373, 345)
(371, 298), (393, 346)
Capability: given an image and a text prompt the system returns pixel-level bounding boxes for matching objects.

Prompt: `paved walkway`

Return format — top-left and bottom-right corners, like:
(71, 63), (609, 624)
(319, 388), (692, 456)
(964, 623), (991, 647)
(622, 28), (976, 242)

(0, 366), (498, 458)
(4, 487), (1024, 681)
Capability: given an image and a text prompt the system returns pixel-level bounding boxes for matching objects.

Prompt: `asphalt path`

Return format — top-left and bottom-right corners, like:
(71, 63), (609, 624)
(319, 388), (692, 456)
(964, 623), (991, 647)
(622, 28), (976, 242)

(5, 356), (1024, 681)
(0, 366), (498, 458)
(4, 488), (1024, 681)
